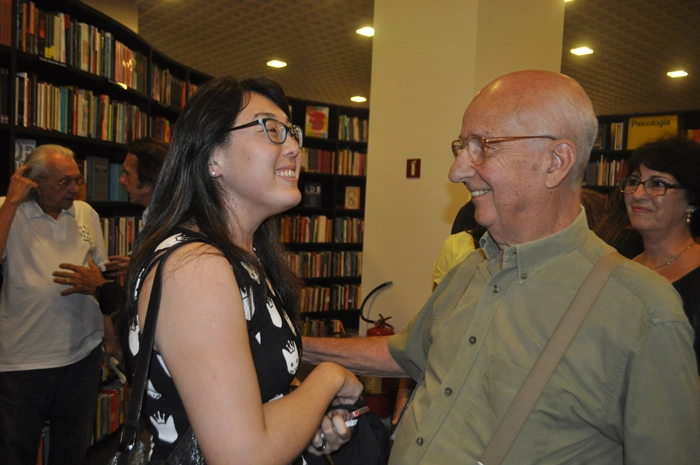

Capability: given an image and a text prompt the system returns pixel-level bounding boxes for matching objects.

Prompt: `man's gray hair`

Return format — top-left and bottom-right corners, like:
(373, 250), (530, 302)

(24, 145), (75, 180)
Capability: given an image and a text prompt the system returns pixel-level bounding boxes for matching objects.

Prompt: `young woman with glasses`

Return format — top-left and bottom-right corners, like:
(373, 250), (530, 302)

(620, 137), (700, 379)
(125, 76), (362, 464)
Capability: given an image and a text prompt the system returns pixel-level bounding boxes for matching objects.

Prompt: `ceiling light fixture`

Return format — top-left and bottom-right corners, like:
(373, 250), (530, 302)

(570, 47), (593, 56)
(667, 70), (688, 78)
(356, 27), (374, 37)
(350, 96), (367, 103)
(267, 60), (287, 68)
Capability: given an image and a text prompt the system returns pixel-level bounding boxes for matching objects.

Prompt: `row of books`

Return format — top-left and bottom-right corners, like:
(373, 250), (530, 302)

(301, 147), (367, 175)
(100, 216), (142, 257)
(95, 380), (129, 442)
(15, 0), (148, 93)
(14, 72), (149, 143)
(334, 217), (364, 244)
(279, 214), (332, 243)
(278, 215), (364, 244)
(338, 114), (369, 142)
(299, 283), (362, 314)
(152, 63), (187, 109)
(583, 156), (629, 188)
(285, 251), (362, 279)
(301, 317), (347, 337)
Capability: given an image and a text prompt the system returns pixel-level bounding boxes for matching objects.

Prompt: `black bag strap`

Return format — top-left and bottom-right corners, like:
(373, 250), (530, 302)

(117, 237), (209, 462)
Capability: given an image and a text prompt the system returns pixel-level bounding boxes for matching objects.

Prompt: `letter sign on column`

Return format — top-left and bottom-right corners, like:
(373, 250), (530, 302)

(406, 159), (421, 178)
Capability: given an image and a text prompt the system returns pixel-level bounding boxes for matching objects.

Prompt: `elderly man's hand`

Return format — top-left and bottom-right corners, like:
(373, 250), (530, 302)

(104, 255), (130, 277)
(53, 259), (107, 296)
(6, 166), (38, 205)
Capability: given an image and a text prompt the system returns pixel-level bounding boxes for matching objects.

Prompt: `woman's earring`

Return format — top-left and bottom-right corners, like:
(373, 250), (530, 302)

(687, 206), (697, 225)
(211, 171), (217, 177)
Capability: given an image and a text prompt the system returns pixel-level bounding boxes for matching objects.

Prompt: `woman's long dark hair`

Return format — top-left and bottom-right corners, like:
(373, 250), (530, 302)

(125, 76), (301, 335)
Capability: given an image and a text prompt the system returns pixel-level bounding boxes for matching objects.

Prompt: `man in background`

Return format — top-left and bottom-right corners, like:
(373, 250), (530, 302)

(52, 137), (169, 311)
(0, 145), (108, 464)
(303, 70), (700, 464)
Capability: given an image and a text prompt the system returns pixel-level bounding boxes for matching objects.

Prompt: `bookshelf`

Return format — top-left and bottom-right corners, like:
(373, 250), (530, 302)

(0, 0), (211, 198)
(0, 1), (212, 461)
(283, 98), (369, 335)
(583, 110), (700, 192)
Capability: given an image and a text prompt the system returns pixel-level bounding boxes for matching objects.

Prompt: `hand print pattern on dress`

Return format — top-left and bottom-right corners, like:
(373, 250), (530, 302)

(282, 340), (299, 375)
(150, 411), (179, 444)
(128, 321), (140, 356)
(240, 261), (260, 283)
(240, 285), (255, 321)
(266, 297), (283, 328)
(156, 353), (172, 377)
(147, 379), (162, 400)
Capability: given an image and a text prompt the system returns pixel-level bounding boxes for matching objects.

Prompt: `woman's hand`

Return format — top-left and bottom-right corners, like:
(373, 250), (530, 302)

(307, 408), (352, 456)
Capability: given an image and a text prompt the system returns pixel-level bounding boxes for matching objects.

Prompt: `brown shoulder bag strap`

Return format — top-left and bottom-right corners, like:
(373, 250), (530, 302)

(477, 251), (626, 465)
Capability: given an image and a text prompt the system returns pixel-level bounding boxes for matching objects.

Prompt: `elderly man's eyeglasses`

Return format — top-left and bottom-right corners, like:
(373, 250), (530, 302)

(451, 135), (557, 165)
(43, 176), (85, 188)
(228, 118), (303, 148)
(619, 176), (682, 196)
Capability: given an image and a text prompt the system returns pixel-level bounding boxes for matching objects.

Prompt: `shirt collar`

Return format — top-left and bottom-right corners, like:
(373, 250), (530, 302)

(21, 199), (77, 220)
(480, 208), (589, 279)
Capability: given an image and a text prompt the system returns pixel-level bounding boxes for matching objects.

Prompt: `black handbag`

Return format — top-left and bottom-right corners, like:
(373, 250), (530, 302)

(109, 239), (207, 465)
(303, 399), (390, 465)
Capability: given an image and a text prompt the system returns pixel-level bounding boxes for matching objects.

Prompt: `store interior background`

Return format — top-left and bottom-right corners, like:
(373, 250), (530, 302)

(81, 0), (700, 333)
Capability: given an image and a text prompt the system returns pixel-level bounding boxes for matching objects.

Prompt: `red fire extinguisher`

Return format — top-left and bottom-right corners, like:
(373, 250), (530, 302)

(360, 282), (394, 419)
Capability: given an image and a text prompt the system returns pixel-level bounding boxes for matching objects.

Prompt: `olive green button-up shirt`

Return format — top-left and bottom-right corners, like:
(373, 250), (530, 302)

(388, 212), (700, 465)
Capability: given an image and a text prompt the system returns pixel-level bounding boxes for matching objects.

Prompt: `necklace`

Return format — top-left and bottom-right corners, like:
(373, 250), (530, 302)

(647, 241), (696, 270)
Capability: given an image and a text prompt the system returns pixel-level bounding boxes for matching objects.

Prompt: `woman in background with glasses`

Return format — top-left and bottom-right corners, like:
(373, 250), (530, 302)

(125, 76), (362, 464)
(620, 137), (700, 378)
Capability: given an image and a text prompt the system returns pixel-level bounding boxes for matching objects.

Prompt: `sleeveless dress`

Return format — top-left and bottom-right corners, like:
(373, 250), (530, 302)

(126, 230), (302, 461)
(673, 266), (700, 373)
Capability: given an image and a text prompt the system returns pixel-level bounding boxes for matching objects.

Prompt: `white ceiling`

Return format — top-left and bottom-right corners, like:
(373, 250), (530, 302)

(129, 0), (700, 116)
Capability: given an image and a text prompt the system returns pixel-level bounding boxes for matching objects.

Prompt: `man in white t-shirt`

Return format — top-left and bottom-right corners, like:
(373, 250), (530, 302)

(0, 145), (108, 465)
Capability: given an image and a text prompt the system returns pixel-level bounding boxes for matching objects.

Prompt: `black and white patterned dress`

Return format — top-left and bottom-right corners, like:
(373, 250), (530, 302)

(127, 230), (302, 461)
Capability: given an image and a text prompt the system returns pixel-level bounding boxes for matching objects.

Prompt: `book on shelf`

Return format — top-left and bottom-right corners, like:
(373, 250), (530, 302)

(302, 182), (322, 208)
(611, 122), (625, 150)
(109, 163), (128, 202)
(344, 186), (361, 210)
(687, 128), (700, 143)
(85, 156), (109, 201)
(14, 137), (36, 171)
(593, 123), (607, 150)
(305, 105), (330, 139)
(626, 115), (678, 150)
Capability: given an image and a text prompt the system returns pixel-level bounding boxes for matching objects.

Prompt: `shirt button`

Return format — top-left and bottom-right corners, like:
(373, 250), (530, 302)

(520, 273), (527, 279)
(492, 285), (499, 293)
(469, 336), (477, 344)
(444, 387), (452, 396)
(416, 437), (424, 446)
(428, 337), (433, 344)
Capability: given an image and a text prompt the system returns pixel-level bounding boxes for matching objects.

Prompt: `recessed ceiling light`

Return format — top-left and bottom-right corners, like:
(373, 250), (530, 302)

(356, 27), (374, 37)
(667, 70), (688, 78)
(565, 0), (574, 3)
(267, 60), (287, 68)
(350, 96), (367, 103)
(570, 47), (593, 56)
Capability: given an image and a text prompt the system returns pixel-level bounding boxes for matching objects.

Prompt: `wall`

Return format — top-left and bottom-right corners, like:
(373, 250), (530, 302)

(361, 0), (565, 334)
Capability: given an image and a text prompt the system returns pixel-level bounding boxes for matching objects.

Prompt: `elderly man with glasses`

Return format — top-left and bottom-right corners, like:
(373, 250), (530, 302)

(303, 70), (700, 464)
(0, 144), (109, 465)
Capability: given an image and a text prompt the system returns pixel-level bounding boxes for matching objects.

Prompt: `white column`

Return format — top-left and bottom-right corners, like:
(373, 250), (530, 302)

(361, 0), (565, 333)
